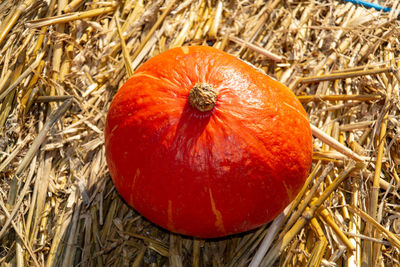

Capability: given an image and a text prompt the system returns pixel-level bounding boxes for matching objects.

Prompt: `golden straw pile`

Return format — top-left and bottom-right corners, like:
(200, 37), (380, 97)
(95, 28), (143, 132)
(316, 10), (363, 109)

(1, 0), (400, 266)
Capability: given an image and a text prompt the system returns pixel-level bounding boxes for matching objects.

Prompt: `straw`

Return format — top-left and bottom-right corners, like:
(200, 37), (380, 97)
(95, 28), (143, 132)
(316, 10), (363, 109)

(1, 0), (400, 265)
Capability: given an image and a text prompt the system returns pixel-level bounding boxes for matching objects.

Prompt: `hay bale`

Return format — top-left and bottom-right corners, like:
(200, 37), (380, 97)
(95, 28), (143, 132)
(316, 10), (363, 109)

(0, 0), (399, 265)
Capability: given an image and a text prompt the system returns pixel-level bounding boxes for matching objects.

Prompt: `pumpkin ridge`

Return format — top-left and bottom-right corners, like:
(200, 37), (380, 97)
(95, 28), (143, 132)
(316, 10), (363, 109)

(212, 110), (274, 163)
(131, 71), (181, 91)
(208, 188), (226, 234)
(282, 101), (309, 123)
(167, 200), (175, 231)
(281, 179), (295, 200)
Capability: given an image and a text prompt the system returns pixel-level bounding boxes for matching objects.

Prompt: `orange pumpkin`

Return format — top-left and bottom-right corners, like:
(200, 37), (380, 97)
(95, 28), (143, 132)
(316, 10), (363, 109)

(105, 46), (312, 238)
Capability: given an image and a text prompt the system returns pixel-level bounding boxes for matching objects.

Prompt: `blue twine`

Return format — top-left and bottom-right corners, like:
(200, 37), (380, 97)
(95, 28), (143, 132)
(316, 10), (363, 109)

(343, 0), (394, 14)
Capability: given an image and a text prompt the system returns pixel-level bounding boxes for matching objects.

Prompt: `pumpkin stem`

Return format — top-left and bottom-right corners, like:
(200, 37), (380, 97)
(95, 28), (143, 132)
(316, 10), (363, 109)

(188, 83), (217, 112)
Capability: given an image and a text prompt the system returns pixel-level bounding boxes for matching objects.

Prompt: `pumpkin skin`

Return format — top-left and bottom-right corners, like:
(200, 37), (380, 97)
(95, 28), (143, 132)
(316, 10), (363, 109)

(105, 46), (312, 238)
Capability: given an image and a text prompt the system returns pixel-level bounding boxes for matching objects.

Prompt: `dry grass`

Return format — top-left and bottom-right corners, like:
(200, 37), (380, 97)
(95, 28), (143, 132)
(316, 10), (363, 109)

(1, 0), (400, 266)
